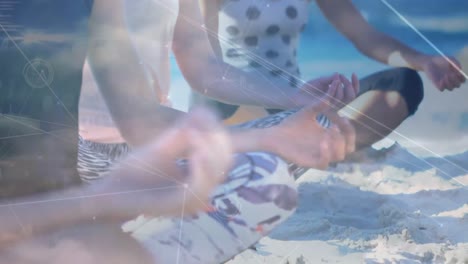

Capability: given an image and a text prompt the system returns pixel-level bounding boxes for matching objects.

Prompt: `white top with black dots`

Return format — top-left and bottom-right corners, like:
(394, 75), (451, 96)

(218, 0), (311, 89)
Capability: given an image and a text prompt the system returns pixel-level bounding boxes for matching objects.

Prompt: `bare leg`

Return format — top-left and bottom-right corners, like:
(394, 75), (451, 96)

(340, 68), (424, 150)
(341, 90), (409, 149)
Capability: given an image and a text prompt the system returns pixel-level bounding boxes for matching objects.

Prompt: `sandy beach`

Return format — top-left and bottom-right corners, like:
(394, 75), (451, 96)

(227, 66), (468, 263)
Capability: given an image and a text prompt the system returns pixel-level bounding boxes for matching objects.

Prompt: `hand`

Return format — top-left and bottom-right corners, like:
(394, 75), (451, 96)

(266, 101), (356, 169)
(323, 111), (356, 159)
(295, 73), (360, 110)
(139, 108), (233, 215)
(422, 55), (466, 91)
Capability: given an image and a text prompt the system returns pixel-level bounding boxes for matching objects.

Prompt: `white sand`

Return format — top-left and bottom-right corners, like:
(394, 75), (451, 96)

(227, 144), (468, 264)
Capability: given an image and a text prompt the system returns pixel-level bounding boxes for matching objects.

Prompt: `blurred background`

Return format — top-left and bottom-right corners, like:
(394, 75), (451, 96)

(168, 0), (468, 157)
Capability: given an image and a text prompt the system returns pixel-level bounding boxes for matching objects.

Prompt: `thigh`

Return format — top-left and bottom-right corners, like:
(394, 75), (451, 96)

(124, 152), (298, 264)
(358, 68), (412, 95)
(355, 68), (424, 115)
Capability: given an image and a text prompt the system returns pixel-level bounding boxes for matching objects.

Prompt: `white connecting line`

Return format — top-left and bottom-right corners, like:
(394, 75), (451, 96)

(379, 0), (468, 79)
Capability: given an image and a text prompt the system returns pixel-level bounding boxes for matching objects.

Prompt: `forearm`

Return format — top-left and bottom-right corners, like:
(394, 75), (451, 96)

(317, 0), (430, 71)
(229, 127), (278, 154)
(354, 30), (429, 71)
(211, 61), (300, 108)
(179, 53), (300, 109)
(1, 160), (184, 243)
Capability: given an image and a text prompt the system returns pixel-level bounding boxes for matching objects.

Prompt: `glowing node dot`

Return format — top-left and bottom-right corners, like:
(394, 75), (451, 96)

(183, 184), (189, 189)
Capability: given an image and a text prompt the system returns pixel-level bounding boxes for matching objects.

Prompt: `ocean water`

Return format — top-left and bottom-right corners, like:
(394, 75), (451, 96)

(169, 0), (468, 111)
(300, 0), (468, 77)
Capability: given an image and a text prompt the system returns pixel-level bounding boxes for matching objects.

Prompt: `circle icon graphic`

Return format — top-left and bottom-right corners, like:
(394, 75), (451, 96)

(23, 58), (54, 89)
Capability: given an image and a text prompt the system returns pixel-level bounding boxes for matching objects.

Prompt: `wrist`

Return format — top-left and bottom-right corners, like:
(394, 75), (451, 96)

(388, 51), (431, 71)
(412, 54), (432, 71)
(230, 127), (278, 153)
(257, 126), (281, 154)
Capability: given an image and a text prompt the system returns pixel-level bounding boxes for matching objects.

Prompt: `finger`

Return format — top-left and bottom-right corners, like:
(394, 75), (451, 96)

(339, 74), (355, 100)
(333, 72), (341, 82)
(207, 131), (233, 176)
(342, 75), (357, 103)
(352, 73), (360, 95)
(437, 78), (446, 91)
(460, 73), (467, 83)
(187, 148), (214, 212)
(319, 73), (339, 85)
(340, 118), (356, 154)
(449, 73), (462, 89)
(325, 112), (356, 154)
(326, 80), (338, 101)
(454, 70), (467, 84)
(333, 80), (344, 105)
(444, 76), (455, 91)
(308, 74), (336, 89)
(328, 73), (341, 83)
(316, 140), (331, 170)
(445, 74), (458, 90)
(338, 74), (352, 87)
(450, 58), (468, 82)
(329, 125), (346, 162)
(303, 86), (336, 115)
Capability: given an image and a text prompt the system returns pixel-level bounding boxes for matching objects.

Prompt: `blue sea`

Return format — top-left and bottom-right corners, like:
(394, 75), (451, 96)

(169, 0), (468, 111)
(301, 0), (468, 76)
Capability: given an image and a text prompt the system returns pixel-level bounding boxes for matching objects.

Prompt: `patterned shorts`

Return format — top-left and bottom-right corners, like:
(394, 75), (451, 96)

(77, 110), (320, 263)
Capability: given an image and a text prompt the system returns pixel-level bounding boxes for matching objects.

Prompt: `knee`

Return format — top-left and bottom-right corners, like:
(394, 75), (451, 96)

(247, 153), (299, 212)
(269, 170), (298, 214)
(394, 67), (424, 115)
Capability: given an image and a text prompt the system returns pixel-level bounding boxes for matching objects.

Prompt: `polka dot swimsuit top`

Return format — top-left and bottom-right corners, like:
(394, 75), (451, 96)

(219, 0), (311, 88)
